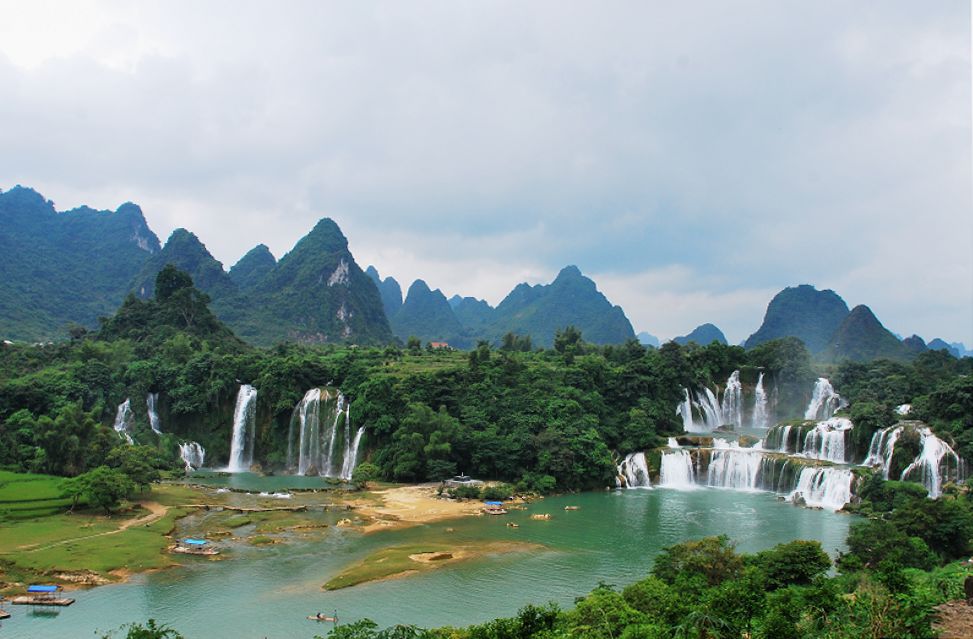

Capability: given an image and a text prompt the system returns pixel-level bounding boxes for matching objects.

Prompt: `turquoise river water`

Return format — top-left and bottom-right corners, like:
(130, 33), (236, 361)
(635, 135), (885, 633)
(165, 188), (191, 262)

(1, 487), (851, 639)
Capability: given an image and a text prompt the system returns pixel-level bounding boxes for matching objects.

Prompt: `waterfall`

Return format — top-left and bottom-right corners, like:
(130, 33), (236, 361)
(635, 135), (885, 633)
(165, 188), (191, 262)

(698, 387), (723, 429)
(667, 437), (681, 448)
(676, 389), (699, 433)
(146, 393), (162, 434)
(720, 371), (743, 430)
(801, 417), (853, 463)
(863, 425), (904, 479)
(900, 427), (964, 498)
(227, 384), (258, 472)
(805, 378), (841, 420)
(788, 467), (854, 511)
(659, 450), (696, 489)
(752, 372), (769, 429)
(341, 426), (367, 480)
(705, 440), (764, 491)
(895, 404), (912, 416)
(617, 452), (651, 488)
(113, 399), (135, 444)
(293, 388), (360, 480)
(178, 442), (205, 473)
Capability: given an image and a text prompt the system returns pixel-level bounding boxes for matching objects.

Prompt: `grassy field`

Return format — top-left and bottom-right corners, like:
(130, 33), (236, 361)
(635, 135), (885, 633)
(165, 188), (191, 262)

(0, 478), (200, 592)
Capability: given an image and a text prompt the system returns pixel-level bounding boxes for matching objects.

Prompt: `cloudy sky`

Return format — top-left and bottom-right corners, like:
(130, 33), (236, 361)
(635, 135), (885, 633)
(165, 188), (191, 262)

(1, 1), (970, 344)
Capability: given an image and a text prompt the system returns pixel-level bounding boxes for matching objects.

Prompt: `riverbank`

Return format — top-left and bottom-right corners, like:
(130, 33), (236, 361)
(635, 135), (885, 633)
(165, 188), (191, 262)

(349, 483), (490, 532)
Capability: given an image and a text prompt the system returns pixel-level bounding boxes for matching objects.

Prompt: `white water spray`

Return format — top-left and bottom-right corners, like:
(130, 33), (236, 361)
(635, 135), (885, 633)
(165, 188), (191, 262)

(113, 399), (135, 444)
(752, 372), (769, 429)
(805, 378), (841, 420)
(146, 393), (162, 434)
(179, 442), (205, 472)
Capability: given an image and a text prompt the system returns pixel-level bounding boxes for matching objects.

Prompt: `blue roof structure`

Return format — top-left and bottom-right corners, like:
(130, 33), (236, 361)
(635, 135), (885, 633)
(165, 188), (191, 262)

(27, 585), (59, 593)
(182, 539), (208, 545)
(483, 501), (503, 506)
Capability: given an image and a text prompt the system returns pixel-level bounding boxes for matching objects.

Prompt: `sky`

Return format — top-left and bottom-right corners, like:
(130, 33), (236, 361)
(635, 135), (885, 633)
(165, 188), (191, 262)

(0, 1), (970, 345)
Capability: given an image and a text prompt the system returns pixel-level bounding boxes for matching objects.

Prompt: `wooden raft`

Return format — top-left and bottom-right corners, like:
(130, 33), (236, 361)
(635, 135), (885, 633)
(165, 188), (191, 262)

(11, 595), (75, 606)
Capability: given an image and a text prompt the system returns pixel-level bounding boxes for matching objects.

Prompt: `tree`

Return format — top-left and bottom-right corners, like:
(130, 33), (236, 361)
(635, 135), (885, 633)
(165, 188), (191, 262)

(106, 445), (165, 491)
(101, 619), (185, 639)
(82, 465), (134, 514)
(352, 462), (380, 489)
(406, 336), (422, 355)
(154, 265), (194, 302)
(651, 536), (743, 587)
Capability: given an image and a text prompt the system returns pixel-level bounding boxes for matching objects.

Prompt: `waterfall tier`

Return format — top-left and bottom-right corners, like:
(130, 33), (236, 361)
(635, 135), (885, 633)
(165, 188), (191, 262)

(179, 442), (206, 473)
(227, 384), (258, 472)
(804, 378), (841, 420)
(659, 450), (695, 489)
(617, 452), (651, 488)
(864, 423), (966, 497)
(289, 388), (363, 480)
(113, 399), (135, 445)
(676, 370), (775, 433)
(147, 393), (162, 434)
(752, 373), (769, 429)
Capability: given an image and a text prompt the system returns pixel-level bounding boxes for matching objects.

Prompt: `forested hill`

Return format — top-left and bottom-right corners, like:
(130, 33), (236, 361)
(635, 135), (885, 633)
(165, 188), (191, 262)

(0, 186), (160, 341)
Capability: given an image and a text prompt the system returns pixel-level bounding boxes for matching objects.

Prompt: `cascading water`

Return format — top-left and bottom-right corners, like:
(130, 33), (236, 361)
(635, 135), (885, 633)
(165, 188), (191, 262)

(864, 423), (966, 497)
(227, 384), (258, 472)
(292, 388), (363, 480)
(805, 378), (841, 420)
(659, 450), (696, 489)
(705, 440), (764, 491)
(113, 399), (135, 444)
(178, 442), (205, 473)
(801, 417), (853, 463)
(720, 371), (743, 430)
(698, 387), (723, 429)
(788, 467), (854, 511)
(617, 452), (651, 488)
(901, 427), (964, 498)
(752, 372), (769, 429)
(677, 389), (697, 433)
(667, 437), (681, 448)
(147, 393), (162, 435)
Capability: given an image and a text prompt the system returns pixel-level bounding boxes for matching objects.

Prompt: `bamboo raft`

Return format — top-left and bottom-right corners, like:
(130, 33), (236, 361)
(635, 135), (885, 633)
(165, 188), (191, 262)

(11, 596), (75, 606)
(0, 609), (10, 619)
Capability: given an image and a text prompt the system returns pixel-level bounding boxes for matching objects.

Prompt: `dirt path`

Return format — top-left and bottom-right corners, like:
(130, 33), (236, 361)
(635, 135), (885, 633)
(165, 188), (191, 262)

(934, 600), (973, 639)
(12, 501), (169, 553)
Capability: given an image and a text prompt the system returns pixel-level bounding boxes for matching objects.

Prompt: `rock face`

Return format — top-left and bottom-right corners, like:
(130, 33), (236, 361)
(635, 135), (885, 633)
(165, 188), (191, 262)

(673, 323), (727, 346)
(820, 305), (912, 362)
(365, 266), (404, 319)
(132, 229), (236, 299)
(391, 280), (463, 343)
(229, 244), (277, 291)
(745, 285), (850, 353)
(0, 185), (160, 340)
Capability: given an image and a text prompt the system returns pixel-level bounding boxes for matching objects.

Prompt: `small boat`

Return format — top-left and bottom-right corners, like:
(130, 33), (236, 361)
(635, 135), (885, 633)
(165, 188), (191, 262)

(308, 612), (338, 623)
(506, 522), (519, 528)
(564, 506), (580, 511)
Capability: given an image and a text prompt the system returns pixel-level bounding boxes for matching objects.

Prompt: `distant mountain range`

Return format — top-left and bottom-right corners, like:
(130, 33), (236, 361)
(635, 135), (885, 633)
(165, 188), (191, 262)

(370, 264), (636, 349)
(0, 185), (968, 359)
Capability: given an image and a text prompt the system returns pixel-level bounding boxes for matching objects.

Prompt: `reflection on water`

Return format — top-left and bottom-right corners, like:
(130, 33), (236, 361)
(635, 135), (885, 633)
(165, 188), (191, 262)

(4, 489), (851, 639)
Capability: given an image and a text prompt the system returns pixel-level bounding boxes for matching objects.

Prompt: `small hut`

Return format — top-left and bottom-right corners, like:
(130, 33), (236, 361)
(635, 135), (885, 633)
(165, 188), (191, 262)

(11, 585), (74, 607)
(482, 500), (507, 515)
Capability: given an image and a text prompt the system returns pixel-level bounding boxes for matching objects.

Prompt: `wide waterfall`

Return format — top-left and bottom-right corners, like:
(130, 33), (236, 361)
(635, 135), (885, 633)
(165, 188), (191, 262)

(179, 442), (206, 473)
(805, 378), (841, 420)
(705, 440), (765, 491)
(659, 450), (695, 489)
(788, 467), (854, 511)
(617, 452), (651, 488)
(113, 399), (135, 444)
(227, 384), (258, 472)
(290, 388), (363, 480)
(147, 393), (162, 434)
(752, 372), (769, 429)
(865, 423), (966, 498)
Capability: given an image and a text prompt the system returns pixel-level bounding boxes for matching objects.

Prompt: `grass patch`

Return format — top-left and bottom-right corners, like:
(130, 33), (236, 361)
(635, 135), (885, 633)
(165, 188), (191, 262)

(250, 535), (275, 545)
(223, 515), (253, 528)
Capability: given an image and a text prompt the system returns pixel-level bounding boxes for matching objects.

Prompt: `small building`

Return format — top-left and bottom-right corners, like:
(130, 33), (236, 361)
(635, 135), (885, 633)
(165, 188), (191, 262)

(11, 585), (74, 607)
(429, 341), (450, 349)
(173, 538), (220, 556)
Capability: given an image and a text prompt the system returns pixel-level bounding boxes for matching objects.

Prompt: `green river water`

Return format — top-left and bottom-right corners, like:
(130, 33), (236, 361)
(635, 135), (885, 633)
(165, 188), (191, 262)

(1, 487), (851, 639)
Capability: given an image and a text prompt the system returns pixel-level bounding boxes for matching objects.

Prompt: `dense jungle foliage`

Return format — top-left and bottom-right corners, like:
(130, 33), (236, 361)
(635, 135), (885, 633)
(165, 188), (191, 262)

(1, 269), (971, 494)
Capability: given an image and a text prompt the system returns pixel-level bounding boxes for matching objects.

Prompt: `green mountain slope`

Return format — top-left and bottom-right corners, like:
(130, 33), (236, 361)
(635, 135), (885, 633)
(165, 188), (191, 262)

(229, 244), (277, 291)
(365, 266), (404, 319)
(820, 305), (912, 362)
(132, 229), (236, 299)
(673, 323), (727, 346)
(390, 280), (463, 343)
(0, 186), (159, 341)
(745, 284), (849, 353)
